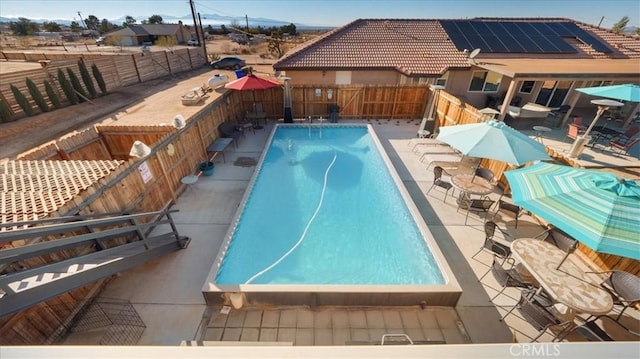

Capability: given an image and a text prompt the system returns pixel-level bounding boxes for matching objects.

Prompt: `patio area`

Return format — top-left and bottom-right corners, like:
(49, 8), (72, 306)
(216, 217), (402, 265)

(61, 118), (639, 347)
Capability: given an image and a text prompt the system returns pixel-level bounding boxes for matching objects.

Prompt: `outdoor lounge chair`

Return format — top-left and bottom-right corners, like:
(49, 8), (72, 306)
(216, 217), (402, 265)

(609, 137), (640, 157)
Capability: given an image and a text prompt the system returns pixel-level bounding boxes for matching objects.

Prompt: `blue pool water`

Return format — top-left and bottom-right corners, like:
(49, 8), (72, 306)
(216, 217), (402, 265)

(215, 125), (445, 285)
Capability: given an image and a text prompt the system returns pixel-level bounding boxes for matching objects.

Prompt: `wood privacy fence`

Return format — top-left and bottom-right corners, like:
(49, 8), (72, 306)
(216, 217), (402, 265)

(1, 83), (637, 344)
(0, 48), (207, 121)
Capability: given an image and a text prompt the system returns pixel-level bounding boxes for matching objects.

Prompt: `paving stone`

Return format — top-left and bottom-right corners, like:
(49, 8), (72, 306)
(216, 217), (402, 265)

(313, 310), (332, 329)
(311, 328), (332, 346)
(279, 309), (297, 328)
(348, 311), (367, 328)
(208, 312), (228, 328)
(434, 309), (458, 329)
(203, 327), (223, 341)
(259, 328), (278, 342)
(332, 328), (351, 345)
(221, 328), (242, 341)
(368, 328), (387, 343)
(261, 310), (280, 327)
(404, 328), (427, 341)
(277, 328), (297, 343)
(399, 311), (421, 328)
(331, 310), (350, 329)
(243, 310), (263, 328)
(225, 310), (246, 328)
(297, 309), (314, 328)
(240, 328), (260, 342)
(350, 328), (369, 342)
(295, 328), (314, 345)
(442, 328), (467, 344)
(382, 311), (403, 328)
(423, 328), (445, 342)
(417, 310), (440, 329)
(365, 310), (385, 329)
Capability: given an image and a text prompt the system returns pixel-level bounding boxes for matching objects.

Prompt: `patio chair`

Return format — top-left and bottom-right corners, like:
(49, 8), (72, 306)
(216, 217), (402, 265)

(501, 288), (573, 342)
(609, 137), (640, 157)
(218, 122), (243, 147)
(556, 314), (639, 342)
(458, 197), (495, 225)
(493, 198), (522, 228)
(566, 123), (586, 141)
(546, 104), (571, 127)
(474, 221), (513, 278)
(596, 270), (640, 321)
(539, 227), (578, 268)
(487, 256), (535, 301)
(475, 167), (495, 184)
(426, 166), (454, 202)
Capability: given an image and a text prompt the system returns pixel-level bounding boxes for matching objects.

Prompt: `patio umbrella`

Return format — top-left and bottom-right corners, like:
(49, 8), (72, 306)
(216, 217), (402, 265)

(436, 120), (551, 166)
(225, 74), (281, 128)
(576, 84), (640, 103)
(504, 162), (640, 260)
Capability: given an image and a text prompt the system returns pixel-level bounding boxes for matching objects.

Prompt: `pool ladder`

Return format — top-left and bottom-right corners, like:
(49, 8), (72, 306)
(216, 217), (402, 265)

(308, 116), (324, 138)
(381, 334), (414, 345)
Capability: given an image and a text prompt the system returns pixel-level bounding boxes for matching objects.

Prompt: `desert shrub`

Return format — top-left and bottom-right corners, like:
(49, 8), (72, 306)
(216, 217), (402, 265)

(77, 60), (97, 98)
(25, 78), (48, 113)
(91, 64), (107, 95)
(67, 68), (88, 102)
(44, 80), (62, 109)
(57, 68), (79, 105)
(10, 84), (34, 116)
(0, 100), (14, 122)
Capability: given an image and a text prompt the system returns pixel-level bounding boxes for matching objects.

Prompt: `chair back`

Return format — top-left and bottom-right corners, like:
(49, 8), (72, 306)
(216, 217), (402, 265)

(607, 271), (640, 301)
(475, 168), (495, 183)
(572, 116), (583, 126)
(484, 221), (497, 239)
(433, 166), (444, 181)
(545, 228), (578, 253)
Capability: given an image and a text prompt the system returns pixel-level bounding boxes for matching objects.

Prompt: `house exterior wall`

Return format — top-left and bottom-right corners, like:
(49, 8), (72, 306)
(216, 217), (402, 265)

(284, 70), (400, 85)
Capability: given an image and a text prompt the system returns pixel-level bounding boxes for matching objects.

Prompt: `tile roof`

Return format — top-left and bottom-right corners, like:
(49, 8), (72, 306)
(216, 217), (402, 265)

(274, 18), (640, 77)
(1, 160), (124, 225)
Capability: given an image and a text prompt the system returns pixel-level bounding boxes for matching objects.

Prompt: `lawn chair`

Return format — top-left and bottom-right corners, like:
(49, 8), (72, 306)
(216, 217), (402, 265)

(426, 166), (453, 202)
(609, 137), (640, 157)
(566, 123), (586, 141)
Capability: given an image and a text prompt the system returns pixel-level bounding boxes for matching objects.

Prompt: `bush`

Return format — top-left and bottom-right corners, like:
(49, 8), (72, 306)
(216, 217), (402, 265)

(0, 100), (14, 122)
(44, 80), (62, 109)
(26, 78), (49, 113)
(10, 84), (34, 116)
(78, 60), (97, 98)
(57, 68), (79, 105)
(67, 68), (88, 102)
(91, 64), (107, 95)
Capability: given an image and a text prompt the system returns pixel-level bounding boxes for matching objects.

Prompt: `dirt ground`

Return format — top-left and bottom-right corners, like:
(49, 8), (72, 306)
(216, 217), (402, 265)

(0, 37), (279, 161)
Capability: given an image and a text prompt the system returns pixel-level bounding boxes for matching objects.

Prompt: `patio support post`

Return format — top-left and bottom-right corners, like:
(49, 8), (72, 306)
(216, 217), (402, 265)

(418, 84), (445, 136)
(497, 80), (519, 122)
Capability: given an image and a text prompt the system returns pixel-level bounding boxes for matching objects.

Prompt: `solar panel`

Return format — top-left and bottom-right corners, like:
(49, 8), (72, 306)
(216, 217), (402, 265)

(440, 20), (611, 54)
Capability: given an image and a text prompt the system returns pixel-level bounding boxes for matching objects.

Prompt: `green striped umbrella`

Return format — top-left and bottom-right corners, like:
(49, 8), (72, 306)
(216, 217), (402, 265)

(505, 162), (640, 260)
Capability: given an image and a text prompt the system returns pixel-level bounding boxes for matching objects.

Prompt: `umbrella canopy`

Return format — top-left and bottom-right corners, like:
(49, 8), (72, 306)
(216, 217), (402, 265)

(436, 120), (551, 166)
(505, 162), (640, 260)
(224, 74), (280, 91)
(576, 84), (640, 102)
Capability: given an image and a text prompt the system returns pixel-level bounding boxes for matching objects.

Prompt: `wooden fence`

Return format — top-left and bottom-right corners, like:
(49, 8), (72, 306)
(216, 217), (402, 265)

(0, 48), (207, 121)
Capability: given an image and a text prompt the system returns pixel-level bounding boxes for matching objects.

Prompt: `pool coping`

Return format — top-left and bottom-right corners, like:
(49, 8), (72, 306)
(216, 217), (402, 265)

(202, 124), (462, 307)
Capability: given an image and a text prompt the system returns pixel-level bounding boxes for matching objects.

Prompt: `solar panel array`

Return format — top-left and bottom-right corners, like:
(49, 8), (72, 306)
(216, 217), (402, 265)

(440, 20), (612, 54)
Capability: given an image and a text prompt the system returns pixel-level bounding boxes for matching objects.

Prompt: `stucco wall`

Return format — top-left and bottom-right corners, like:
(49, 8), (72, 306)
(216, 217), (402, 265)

(285, 70), (400, 85)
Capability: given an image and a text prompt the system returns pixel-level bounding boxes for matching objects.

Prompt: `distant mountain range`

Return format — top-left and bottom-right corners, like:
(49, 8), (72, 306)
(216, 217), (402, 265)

(0, 13), (335, 30)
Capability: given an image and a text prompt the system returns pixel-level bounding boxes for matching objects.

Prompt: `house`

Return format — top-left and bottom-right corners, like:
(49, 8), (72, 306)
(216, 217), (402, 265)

(104, 23), (192, 46)
(274, 18), (640, 125)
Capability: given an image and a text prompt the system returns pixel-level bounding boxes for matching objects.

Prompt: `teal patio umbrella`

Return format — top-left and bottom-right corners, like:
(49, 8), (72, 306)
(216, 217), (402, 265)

(436, 120), (551, 166)
(576, 84), (640, 102)
(505, 162), (640, 260)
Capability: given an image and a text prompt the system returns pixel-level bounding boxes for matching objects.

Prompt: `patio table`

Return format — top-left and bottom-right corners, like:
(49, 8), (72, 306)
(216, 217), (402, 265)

(451, 173), (494, 196)
(510, 238), (613, 316)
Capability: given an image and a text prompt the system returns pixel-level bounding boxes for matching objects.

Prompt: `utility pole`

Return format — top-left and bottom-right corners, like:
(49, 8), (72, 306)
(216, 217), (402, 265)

(77, 11), (87, 29)
(189, 0), (201, 46)
(245, 15), (249, 31)
(198, 12), (208, 60)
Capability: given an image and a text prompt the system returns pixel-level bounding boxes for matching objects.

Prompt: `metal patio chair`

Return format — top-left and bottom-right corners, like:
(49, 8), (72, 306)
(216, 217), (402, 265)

(426, 166), (453, 202)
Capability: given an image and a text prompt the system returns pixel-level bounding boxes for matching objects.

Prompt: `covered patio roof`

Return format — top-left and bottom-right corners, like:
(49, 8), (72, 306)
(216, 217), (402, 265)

(476, 58), (640, 80)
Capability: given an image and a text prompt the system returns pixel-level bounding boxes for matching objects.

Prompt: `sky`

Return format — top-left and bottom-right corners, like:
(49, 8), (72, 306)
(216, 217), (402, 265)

(1, 0), (639, 28)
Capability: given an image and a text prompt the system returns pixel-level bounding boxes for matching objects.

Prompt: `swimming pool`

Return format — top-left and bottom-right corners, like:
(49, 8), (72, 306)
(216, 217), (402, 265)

(203, 124), (461, 306)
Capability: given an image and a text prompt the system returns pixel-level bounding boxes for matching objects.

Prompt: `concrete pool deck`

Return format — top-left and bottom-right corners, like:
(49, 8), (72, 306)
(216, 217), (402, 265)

(63, 118), (639, 346)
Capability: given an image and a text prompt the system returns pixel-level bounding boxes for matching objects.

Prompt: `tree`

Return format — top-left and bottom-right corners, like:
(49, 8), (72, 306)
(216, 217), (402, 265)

(637, 28), (640, 36)
(99, 18), (118, 33)
(44, 80), (62, 109)
(78, 60), (97, 98)
(67, 68), (88, 102)
(267, 31), (286, 58)
(57, 68), (79, 105)
(25, 78), (48, 113)
(611, 16), (630, 34)
(42, 21), (62, 32)
(8, 17), (39, 36)
(156, 36), (177, 51)
(282, 23), (297, 36)
(124, 15), (136, 26)
(148, 15), (163, 24)
(91, 64), (108, 95)
(70, 21), (82, 32)
(84, 15), (100, 30)
(10, 84), (34, 116)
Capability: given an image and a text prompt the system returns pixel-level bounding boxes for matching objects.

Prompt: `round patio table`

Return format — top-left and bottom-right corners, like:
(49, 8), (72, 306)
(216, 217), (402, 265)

(450, 173), (494, 196)
(533, 126), (552, 143)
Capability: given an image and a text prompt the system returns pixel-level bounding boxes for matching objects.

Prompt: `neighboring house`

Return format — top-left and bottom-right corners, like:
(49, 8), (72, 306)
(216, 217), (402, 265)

(105, 23), (192, 46)
(274, 18), (640, 124)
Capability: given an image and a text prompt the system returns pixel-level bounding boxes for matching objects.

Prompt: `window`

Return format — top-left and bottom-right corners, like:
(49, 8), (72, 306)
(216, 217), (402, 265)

(435, 72), (449, 87)
(519, 81), (535, 94)
(468, 71), (501, 92)
(535, 80), (573, 108)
